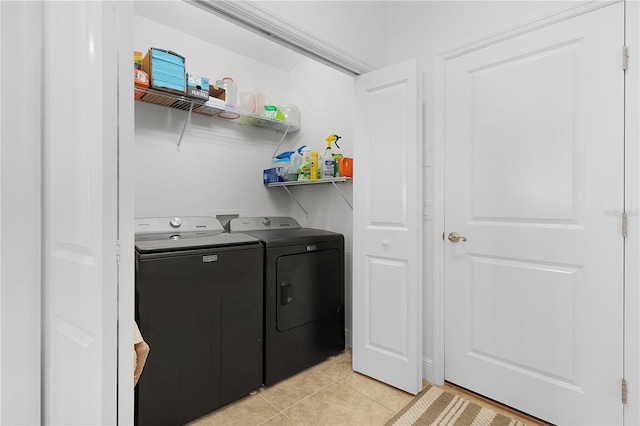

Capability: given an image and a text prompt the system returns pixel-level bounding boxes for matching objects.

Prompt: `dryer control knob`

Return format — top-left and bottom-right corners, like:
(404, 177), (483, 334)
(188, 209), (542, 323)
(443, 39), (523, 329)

(262, 217), (271, 226)
(170, 217), (182, 228)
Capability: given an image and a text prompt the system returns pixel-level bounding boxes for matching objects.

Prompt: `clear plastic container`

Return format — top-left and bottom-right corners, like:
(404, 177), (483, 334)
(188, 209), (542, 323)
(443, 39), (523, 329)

(215, 77), (237, 108)
(280, 104), (300, 126)
(239, 90), (265, 114)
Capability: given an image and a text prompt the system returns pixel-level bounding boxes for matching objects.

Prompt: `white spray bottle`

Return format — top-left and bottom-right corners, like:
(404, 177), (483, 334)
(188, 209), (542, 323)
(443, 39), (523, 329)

(322, 134), (342, 178)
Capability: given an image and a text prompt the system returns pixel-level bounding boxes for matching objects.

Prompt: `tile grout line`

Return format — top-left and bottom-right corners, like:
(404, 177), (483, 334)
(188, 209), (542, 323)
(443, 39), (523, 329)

(315, 355), (400, 423)
(255, 392), (283, 425)
(288, 369), (397, 425)
(256, 368), (346, 425)
(334, 370), (411, 417)
(339, 381), (398, 421)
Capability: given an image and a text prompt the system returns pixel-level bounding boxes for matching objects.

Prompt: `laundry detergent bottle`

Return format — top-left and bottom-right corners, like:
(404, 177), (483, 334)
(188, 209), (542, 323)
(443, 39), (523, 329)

(290, 145), (306, 181)
(298, 148), (312, 180)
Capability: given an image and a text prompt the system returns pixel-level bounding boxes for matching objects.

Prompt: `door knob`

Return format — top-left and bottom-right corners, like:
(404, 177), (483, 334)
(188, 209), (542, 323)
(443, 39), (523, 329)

(448, 232), (467, 243)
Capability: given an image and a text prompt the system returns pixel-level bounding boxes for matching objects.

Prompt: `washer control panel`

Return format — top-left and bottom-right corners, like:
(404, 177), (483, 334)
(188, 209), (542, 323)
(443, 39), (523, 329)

(135, 216), (224, 234)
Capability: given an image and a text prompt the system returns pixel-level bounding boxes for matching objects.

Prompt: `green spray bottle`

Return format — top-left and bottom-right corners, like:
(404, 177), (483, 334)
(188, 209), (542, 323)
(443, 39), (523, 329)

(298, 147), (312, 180)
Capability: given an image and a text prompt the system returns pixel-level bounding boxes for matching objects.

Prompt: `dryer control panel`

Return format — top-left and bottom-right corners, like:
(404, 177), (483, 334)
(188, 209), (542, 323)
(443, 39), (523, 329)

(229, 216), (301, 232)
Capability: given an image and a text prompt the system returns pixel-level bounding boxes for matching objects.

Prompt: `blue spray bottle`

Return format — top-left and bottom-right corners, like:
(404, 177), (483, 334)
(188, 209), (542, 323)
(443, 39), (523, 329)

(277, 145), (306, 181)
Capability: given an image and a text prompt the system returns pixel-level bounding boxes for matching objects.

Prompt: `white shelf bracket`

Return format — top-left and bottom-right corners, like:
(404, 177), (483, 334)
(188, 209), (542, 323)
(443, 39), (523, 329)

(271, 122), (292, 160)
(331, 181), (353, 210)
(266, 177), (352, 214)
(177, 102), (195, 151)
(281, 185), (309, 218)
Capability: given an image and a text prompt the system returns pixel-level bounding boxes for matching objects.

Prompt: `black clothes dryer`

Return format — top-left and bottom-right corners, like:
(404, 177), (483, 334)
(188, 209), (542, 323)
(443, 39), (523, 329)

(229, 216), (345, 386)
(134, 217), (263, 426)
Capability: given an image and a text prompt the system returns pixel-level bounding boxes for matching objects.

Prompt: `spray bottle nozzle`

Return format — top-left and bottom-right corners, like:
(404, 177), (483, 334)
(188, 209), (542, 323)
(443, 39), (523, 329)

(325, 134), (342, 149)
(276, 151), (295, 160)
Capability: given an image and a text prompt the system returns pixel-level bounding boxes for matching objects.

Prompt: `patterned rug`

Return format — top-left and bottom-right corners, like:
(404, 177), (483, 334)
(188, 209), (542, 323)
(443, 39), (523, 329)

(386, 385), (527, 426)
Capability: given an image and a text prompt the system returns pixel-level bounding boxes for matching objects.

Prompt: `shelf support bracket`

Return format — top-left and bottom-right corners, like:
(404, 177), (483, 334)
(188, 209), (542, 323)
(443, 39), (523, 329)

(177, 102), (195, 151)
(271, 122), (292, 160)
(331, 181), (353, 210)
(281, 185), (309, 218)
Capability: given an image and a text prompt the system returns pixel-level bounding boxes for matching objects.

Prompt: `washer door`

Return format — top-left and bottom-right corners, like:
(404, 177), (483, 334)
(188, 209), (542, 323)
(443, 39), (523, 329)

(276, 249), (342, 332)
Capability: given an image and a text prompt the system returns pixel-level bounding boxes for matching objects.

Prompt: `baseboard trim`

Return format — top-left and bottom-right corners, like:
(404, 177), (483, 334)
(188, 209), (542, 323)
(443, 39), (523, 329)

(422, 357), (442, 385)
(344, 329), (352, 348)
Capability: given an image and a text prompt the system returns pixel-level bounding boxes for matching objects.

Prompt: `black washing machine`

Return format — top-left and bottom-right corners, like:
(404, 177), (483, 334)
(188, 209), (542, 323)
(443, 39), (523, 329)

(229, 216), (345, 386)
(135, 217), (263, 426)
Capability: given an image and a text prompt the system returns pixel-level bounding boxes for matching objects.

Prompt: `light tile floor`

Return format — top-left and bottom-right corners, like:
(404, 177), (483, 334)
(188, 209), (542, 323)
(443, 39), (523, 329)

(187, 349), (545, 426)
(187, 349), (412, 426)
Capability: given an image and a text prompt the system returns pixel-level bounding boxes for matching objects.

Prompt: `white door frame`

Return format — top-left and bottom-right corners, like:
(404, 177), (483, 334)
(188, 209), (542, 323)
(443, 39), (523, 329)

(623, 1), (640, 424)
(188, 0), (375, 76)
(0, 2), (43, 424)
(434, 1), (639, 423)
(0, 2), (135, 424)
(117, 2), (136, 424)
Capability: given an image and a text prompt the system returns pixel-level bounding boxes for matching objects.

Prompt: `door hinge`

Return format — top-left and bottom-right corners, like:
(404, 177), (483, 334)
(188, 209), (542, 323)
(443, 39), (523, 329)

(622, 377), (628, 404)
(116, 241), (121, 265)
(623, 46), (629, 71)
(622, 212), (628, 238)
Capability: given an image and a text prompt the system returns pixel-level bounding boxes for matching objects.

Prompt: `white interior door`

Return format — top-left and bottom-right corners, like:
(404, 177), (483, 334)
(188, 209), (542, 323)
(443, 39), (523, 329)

(443, 3), (624, 425)
(352, 59), (422, 394)
(42, 2), (119, 424)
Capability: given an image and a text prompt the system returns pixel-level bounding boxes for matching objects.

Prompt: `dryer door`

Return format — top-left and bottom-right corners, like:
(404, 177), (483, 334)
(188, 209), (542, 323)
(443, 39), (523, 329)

(276, 249), (342, 332)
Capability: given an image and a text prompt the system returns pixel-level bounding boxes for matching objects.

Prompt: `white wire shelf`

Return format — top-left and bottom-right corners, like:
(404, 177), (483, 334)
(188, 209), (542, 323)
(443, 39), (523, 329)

(135, 87), (300, 134)
(265, 177), (351, 187)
